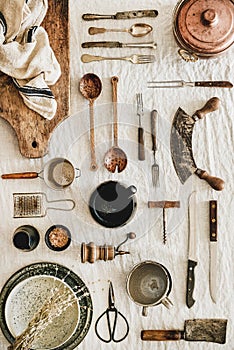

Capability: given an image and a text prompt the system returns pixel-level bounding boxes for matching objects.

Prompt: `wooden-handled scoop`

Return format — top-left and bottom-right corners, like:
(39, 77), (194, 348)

(141, 319), (227, 344)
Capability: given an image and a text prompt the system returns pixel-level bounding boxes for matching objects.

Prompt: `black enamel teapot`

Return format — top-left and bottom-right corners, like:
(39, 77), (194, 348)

(89, 181), (137, 228)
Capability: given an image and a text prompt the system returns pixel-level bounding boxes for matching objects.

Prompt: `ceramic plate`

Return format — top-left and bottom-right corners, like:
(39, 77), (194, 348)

(0, 262), (92, 349)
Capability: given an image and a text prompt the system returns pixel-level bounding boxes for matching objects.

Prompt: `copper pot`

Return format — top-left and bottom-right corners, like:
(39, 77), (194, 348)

(173, 0), (234, 60)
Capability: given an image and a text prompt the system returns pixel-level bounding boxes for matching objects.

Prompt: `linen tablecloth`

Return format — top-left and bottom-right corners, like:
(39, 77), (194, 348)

(0, 0), (233, 349)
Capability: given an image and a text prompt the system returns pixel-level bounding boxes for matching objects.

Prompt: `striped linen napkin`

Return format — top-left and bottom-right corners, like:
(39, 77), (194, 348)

(0, 0), (61, 119)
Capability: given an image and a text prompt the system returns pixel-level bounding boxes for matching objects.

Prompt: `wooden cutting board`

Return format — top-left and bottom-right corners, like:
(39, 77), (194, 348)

(0, 0), (70, 158)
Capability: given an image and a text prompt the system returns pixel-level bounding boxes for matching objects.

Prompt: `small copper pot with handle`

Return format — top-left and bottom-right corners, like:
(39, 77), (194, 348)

(173, 0), (234, 61)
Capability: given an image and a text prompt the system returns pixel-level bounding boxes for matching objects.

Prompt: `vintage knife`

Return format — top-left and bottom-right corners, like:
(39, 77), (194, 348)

(170, 97), (225, 191)
(141, 319), (227, 344)
(147, 80), (233, 88)
(82, 41), (157, 49)
(186, 191), (198, 308)
(209, 200), (218, 303)
(82, 10), (158, 21)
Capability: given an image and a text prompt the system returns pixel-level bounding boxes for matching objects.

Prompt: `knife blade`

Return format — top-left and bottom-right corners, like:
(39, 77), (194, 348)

(147, 80), (233, 88)
(186, 191), (198, 308)
(82, 41), (157, 49)
(82, 10), (158, 21)
(209, 200), (218, 303)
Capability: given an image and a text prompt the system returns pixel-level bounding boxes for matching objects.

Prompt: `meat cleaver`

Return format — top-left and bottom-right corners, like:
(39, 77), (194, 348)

(141, 319), (228, 344)
(170, 97), (225, 191)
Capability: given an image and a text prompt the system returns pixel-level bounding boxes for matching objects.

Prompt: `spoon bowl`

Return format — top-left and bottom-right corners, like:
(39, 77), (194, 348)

(104, 76), (127, 173)
(79, 73), (102, 171)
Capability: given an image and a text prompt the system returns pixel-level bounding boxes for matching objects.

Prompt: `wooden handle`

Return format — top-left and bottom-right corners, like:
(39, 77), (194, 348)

(186, 259), (197, 308)
(195, 81), (233, 88)
(111, 76), (119, 146)
(151, 109), (157, 151)
(89, 100), (98, 171)
(193, 97), (220, 119)
(1, 172), (38, 179)
(195, 169), (224, 191)
(209, 200), (218, 241)
(148, 201), (180, 208)
(138, 127), (145, 160)
(141, 330), (183, 341)
(88, 27), (107, 35)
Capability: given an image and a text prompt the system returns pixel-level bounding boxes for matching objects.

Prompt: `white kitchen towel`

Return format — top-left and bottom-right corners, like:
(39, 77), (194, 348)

(0, 0), (61, 120)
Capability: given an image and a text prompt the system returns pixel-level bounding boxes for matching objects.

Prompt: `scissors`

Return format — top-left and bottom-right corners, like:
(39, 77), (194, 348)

(95, 281), (129, 343)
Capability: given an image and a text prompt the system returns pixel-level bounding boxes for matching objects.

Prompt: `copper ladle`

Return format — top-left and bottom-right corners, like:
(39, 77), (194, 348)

(79, 73), (102, 171)
(104, 76), (127, 173)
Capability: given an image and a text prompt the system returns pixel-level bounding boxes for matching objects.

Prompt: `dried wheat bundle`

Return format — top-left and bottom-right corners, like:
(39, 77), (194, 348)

(8, 284), (77, 350)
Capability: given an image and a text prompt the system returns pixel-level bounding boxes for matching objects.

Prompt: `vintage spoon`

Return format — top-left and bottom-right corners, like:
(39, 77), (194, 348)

(88, 23), (153, 37)
(104, 77), (127, 173)
(79, 73), (102, 171)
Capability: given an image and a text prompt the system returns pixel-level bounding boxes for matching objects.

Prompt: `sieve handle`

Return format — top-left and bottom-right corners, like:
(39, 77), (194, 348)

(46, 199), (76, 211)
(2, 172), (38, 179)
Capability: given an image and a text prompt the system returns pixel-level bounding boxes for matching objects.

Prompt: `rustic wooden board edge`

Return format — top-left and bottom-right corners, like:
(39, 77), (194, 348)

(0, 0), (70, 158)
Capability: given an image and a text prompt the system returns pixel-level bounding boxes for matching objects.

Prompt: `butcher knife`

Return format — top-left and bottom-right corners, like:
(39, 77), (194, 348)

(186, 191), (197, 308)
(82, 10), (158, 21)
(209, 200), (218, 303)
(141, 319), (227, 344)
(170, 97), (225, 191)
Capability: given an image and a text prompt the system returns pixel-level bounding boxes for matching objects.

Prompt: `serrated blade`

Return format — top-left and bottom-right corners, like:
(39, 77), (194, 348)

(188, 192), (197, 261)
(209, 242), (217, 303)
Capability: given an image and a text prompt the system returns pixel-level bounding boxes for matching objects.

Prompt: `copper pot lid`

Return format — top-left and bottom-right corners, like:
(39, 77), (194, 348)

(173, 0), (234, 56)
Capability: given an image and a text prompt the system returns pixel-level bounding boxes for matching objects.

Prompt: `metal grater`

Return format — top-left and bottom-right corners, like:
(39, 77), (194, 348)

(13, 192), (75, 218)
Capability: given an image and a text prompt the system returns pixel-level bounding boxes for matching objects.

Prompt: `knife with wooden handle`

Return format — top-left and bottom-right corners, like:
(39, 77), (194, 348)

(82, 41), (157, 49)
(141, 319), (228, 344)
(82, 10), (158, 20)
(209, 200), (218, 303)
(186, 192), (197, 308)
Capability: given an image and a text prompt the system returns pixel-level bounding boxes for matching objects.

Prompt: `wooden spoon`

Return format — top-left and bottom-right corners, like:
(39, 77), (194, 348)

(79, 73), (102, 171)
(104, 77), (127, 173)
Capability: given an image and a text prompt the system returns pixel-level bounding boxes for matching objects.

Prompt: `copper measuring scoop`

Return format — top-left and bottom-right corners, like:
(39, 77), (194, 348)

(104, 77), (127, 173)
(79, 73), (102, 171)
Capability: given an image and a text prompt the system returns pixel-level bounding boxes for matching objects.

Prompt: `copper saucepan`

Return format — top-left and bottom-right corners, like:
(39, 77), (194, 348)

(173, 0), (234, 61)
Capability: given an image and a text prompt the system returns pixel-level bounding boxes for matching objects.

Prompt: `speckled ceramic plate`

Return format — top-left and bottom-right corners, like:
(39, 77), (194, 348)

(0, 262), (92, 349)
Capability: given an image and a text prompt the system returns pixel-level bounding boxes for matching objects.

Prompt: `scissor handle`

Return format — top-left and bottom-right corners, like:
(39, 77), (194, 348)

(95, 307), (129, 343)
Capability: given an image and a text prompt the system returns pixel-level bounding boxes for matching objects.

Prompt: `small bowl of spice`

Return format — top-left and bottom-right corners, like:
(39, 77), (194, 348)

(45, 225), (71, 251)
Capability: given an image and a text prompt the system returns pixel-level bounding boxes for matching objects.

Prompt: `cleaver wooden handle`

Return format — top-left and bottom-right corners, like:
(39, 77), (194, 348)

(193, 97), (220, 119)
(1, 172), (38, 179)
(141, 330), (183, 341)
(195, 169), (224, 191)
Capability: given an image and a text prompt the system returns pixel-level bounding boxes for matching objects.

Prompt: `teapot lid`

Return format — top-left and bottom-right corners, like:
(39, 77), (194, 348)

(173, 0), (234, 56)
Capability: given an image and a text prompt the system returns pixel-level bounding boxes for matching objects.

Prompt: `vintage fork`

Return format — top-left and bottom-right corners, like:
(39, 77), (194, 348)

(151, 109), (159, 187)
(81, 54), (155, 64)
(136, 93), (145, 160)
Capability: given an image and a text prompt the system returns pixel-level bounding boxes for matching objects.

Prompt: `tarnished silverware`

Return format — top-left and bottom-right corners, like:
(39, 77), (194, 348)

(82, 41), (157, 49)
(147, 80), (233, 88)
(88, 23), (153, 37)
(81, 54), (155, 64)
(136, 93), (145, 160)
(151, 110), (159, 187)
